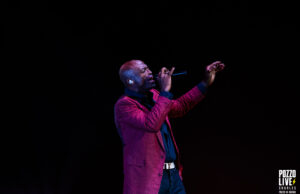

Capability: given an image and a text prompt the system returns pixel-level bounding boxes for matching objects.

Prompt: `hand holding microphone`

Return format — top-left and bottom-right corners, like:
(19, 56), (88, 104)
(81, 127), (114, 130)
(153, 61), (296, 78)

(157, 67), (175, 92)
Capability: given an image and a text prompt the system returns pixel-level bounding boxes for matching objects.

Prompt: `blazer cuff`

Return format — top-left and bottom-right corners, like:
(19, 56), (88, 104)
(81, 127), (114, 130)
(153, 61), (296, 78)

(160, 91), (174, 99)
(197, 81), (208, 94)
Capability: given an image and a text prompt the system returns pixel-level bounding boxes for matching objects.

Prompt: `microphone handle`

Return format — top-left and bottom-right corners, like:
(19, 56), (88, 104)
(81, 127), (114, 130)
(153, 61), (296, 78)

(155, 71), (187, 78)
(172, 71), (187, 76)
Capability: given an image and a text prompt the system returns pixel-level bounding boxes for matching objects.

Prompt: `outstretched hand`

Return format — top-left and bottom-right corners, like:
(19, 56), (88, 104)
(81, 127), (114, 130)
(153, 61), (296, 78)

(204, 61), (225, 86)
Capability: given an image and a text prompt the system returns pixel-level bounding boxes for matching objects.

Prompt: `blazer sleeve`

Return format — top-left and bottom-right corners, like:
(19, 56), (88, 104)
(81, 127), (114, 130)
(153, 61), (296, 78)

(168, 85), (206, 118)
(115, 96), (173, 133)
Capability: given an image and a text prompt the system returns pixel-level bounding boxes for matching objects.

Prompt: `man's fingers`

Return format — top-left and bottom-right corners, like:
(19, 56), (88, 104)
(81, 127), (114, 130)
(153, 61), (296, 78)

(218, 63), (225, 70)
(214, 63), (225, 71)
(169, 67), (175, 76)
(211, 61), (221, 66)
(161, 67), (167, 73)
(159, 66), (176, 77)
(207, 61), (225, 72)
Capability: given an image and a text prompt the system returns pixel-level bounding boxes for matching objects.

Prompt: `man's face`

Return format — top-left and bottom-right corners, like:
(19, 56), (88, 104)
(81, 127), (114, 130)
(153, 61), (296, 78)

(132, 60), (155, 92)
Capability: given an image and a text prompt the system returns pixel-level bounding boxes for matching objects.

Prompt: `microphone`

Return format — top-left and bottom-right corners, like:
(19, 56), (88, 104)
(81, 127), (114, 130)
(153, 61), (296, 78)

(154, 71), (187, 79)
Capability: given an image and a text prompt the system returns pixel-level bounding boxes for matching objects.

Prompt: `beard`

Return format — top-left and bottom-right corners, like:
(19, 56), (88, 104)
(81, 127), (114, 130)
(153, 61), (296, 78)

(139, 80), (156, 93)
(143, 83), (155, 91)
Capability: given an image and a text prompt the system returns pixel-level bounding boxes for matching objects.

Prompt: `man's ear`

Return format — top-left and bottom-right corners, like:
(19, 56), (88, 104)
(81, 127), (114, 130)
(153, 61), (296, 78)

(127, 79), (134, 85)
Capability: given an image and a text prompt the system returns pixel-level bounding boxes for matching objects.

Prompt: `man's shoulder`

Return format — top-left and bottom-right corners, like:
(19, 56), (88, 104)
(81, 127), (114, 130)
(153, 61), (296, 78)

(115, 95), (138, 108)
(115, 89), (160, 108)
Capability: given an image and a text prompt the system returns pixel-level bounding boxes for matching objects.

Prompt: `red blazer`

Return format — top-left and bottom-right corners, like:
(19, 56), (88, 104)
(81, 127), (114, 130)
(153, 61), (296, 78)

(114, 85), (205, 194)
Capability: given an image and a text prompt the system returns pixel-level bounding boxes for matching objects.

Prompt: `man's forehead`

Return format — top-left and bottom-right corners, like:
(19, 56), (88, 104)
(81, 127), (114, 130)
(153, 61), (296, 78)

(134, 61), (148, 69)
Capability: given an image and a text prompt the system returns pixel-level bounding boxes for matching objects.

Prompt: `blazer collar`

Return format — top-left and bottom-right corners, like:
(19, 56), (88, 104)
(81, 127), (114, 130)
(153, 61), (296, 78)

(125, 88), (154, 104)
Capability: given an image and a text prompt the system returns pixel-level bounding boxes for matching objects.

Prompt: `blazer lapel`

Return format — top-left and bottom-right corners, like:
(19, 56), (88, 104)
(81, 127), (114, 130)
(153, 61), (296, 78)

(156, 131), (165, 153)
(134, 100), (166, 152)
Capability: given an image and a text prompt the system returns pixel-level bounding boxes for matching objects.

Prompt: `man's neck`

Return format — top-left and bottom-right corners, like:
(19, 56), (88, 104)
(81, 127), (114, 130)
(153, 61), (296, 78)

(127, 87), (151, 94)
(125, 87), (153, 100)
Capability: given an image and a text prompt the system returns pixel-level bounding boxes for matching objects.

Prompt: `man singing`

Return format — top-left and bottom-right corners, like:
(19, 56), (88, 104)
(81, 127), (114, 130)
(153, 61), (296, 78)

(114, 59), (225, 194)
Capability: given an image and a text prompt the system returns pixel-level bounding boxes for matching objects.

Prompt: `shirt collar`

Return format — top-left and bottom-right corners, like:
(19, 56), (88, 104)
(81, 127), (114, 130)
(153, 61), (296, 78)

(124, 88), (153, 101)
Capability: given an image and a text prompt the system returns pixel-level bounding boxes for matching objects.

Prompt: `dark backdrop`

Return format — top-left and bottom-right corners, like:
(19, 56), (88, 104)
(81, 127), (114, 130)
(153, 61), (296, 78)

(3, 0), (299, 193)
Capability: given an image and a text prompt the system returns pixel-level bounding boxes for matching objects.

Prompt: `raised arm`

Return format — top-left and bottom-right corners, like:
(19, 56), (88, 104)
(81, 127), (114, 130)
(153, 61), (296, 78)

(115, 95), (173, 133)
(169, 61), (225, 118)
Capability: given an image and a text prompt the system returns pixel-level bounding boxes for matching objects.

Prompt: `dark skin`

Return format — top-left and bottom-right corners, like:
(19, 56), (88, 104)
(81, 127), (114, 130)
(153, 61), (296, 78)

(121, 60), (225, 93)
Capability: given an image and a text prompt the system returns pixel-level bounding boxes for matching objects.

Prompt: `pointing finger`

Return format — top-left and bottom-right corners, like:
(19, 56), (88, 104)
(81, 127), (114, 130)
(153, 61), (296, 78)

(169, 67), (175, 76)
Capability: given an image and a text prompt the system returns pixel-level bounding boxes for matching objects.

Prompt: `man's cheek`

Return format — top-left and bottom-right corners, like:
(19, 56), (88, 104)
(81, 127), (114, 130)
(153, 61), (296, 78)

(135, 77), (143, 86)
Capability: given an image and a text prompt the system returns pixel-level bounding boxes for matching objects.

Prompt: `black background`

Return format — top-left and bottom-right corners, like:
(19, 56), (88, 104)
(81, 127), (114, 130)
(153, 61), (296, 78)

(3, 0), (299, 193)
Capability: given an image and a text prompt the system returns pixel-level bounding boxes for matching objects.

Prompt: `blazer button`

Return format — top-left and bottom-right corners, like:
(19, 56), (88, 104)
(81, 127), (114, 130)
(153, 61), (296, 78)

(160, 155), (164, 159)
(158, 173), (163, 176)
